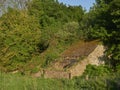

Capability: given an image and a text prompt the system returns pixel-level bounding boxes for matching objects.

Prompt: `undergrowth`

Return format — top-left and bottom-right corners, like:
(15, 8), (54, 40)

(0, 65), (120, 90)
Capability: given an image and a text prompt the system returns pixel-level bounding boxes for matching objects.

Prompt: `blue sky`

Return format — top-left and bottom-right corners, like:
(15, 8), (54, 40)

(58, 0), (95, 11)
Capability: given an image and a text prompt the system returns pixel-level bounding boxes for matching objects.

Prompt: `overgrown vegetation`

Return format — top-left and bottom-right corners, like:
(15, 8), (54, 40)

(0, 0), (85, 72)
(0, 0), (120, 89)
(0, 67), (120, 90)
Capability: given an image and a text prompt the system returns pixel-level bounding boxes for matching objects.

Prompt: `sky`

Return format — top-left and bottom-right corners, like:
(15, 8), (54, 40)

(58, 0), (95, 11)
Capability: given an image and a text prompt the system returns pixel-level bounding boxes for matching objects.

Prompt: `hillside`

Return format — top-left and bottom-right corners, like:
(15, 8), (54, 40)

(0, 0), (120, 89)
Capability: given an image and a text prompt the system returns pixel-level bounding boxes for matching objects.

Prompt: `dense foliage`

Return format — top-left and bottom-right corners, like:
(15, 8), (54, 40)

(0, 8), (41, 71)
(0, 0), (85, 72)
(88, 0), (120, 70)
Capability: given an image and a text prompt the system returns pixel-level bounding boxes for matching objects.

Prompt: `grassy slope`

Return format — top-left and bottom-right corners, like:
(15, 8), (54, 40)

(0, 71), (120, 90)
(0, 72), (74, 90)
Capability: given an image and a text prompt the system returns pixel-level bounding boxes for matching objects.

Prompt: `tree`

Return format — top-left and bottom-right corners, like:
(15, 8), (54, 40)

(89, 0), (120, 69)
(0, 9), (41, 71)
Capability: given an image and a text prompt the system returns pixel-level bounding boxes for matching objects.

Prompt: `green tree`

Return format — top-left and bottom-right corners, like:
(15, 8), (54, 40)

(89, 0), (120, 69)
(0, 9), (41, 71)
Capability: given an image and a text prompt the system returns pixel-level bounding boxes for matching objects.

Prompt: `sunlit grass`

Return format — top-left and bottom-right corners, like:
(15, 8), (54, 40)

(0, 72), (119, 90)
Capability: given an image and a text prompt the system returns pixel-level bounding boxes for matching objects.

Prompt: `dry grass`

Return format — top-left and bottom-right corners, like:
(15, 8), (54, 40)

(61, 40), (99, 58)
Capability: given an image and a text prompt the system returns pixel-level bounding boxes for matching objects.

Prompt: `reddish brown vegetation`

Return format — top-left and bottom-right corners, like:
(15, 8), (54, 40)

(61, 40), (99, 58)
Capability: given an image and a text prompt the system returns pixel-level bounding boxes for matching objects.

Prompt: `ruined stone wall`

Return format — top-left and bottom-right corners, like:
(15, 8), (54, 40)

(44, 70), (70, 79)
(69, 45), (105, 78)
(32, 69), (71, 79)
(87, 45), (105, 65)
(32, 45), (106, 79)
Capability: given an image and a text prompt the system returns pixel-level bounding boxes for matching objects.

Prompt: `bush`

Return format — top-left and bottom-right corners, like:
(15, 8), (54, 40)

(0, 9), (41, 71)
(83, 64), (111, 77)
(42, 52), (58, 67)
